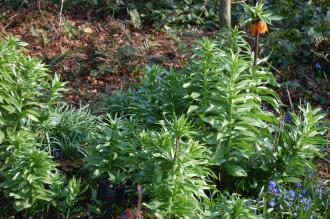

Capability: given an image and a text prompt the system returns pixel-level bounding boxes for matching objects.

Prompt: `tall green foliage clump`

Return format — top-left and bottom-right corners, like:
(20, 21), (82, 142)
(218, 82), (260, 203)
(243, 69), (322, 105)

(103, 28), (328, 195)
(134, 116), (213, 218)
(0, 37), (67, 217)
(183, 29), (282, 190)
(0, 37), (64, 134)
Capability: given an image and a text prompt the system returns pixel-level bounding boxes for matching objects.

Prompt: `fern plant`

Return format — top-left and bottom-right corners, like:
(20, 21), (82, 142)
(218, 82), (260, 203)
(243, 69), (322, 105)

(129, 9), (142, 29)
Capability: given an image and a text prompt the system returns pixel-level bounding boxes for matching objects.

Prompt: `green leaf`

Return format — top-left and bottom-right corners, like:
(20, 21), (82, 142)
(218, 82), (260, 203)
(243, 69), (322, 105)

(187, 105), (199, 114)
(224, 163), (247, 177)
(0, 130), (5, 143)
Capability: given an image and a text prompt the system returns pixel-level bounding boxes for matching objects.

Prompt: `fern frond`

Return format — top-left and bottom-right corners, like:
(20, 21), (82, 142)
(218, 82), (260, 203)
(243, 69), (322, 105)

(129, 9), (142, 29)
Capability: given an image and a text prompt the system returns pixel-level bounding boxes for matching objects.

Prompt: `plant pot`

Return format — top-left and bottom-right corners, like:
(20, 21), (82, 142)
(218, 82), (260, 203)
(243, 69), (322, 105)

(97, 178), (126, 218)
(53, 148), (61, 160)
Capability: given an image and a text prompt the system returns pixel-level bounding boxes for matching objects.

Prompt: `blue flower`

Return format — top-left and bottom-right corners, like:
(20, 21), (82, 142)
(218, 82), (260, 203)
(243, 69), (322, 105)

(268, 181), (277, 191)
(315, 63), (321, 70)
(301, 198), (310, 211)
(287, 190), (296, 201)
(310, 216), (314, 219)
(299, 189), (307, 199)
(316, 187), (323, 199)
(284, 114), (292, 123)
(295, 182), (302, 188)
(268, 198), (276, 208)
(273, 188), (281, 196)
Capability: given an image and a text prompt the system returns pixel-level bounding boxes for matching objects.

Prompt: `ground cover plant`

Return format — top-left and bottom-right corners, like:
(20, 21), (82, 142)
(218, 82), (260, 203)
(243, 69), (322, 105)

(0, 0), (329, 218)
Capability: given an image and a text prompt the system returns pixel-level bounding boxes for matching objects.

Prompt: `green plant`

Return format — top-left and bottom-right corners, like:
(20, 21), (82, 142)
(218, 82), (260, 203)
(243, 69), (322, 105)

(129, 9), (141, 29)
(101, 65), (186, 127)
(183, 30), (280, 189)
(208, 193), (261, 219)
(271, 104), (328, 181)
(85, 115), (137, 184)
(0, 37), (65, 133)
(55, 177), (88, 219)
(0, 131), (62, 215)
(38, 105), (97, 159)
(134, 116), (213, 218)
(243, 0), (280, 24)
(150, 0), (219, 28)
(262, 177), (330, 218)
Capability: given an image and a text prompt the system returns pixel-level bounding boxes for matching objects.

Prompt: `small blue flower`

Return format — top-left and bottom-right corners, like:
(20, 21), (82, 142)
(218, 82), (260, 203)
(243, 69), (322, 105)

(316, 187), (323, 199)
(287, 190), (296, 201)
(301, 198), (310, 211)
(315, 63), (321, 70)
(284, 114), (292, 123)
(273, 188), (281, 196)
(268, 198), (276, 208)
(295, 182), (303, 188)
(310, 215), (314, 219)
(268, 181), (277, 191)
(245, 200), (252, 206)
(299, 189), (307, 198)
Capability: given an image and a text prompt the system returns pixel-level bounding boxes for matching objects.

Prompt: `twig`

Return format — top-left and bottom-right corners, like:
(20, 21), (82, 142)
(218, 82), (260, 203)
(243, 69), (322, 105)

(266, 61), (283, 76)
(59, 0), (64, 26)
(38, 0), (58, 34)
(135, 184), (142, 219)
(2, 14), (19, 30)
(286, 85), (295, 112)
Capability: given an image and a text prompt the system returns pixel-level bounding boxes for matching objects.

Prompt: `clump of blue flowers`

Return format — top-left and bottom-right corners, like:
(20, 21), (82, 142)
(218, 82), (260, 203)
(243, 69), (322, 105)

(264, 175), (330, 218)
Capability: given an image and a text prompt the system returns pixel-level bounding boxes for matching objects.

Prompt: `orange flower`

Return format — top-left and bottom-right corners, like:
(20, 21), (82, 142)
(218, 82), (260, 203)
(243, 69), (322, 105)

(124, 208), (134, 219)
(257, 20), (268, 34)
(249, 22), (258, 36)
(249, 20), (268, 36)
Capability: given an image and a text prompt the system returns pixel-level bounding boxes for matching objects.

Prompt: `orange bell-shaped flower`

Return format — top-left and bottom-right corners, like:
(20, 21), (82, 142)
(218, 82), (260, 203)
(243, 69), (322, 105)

(249, 22), (258, 36)
(249, 20), (268, 36)
(257, 20), (268, 34)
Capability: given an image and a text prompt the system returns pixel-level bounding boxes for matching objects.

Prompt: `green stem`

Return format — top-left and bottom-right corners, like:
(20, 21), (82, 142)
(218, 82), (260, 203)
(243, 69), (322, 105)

(174, 136), (180, 160)
(254, 32), (259, 66)
(66, 208), (70, 219)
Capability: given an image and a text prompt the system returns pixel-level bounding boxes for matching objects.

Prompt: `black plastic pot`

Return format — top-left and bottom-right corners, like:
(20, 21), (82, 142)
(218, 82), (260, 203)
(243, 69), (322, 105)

(97, 178), (125, 218)
(53, 148), (61, 160)
(0, 190), (4, 206)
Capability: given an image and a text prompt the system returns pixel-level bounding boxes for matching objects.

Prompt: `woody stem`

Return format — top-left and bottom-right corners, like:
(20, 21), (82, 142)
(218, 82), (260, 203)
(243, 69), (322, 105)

(253, 32), (259, 67)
